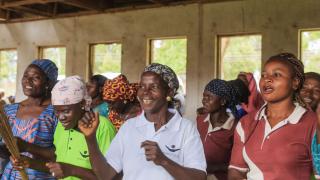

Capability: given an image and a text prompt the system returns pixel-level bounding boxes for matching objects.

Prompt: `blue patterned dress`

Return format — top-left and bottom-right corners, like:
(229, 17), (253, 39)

(1, 103), (58, 180)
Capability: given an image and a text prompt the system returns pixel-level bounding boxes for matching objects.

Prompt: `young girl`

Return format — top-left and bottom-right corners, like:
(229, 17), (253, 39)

(228, 53), (317, 179)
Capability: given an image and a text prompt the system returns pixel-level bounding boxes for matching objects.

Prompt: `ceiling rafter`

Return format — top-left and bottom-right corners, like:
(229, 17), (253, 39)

(8, 6), (53, 17)
(0, 9), (6, 20)
(0, 0), (58, 8)
(0, 0), (243, 23)
(147, 0), (170, 5)
(58, 0), (102, 11)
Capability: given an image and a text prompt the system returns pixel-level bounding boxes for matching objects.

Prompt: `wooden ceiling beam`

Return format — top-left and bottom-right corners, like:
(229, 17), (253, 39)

(58, 0), (102, 11)
(147, 0), (169, 5)
(0, 9), (6, 20)
(11, 6), (53, 17)
(0, 0), (59, 8)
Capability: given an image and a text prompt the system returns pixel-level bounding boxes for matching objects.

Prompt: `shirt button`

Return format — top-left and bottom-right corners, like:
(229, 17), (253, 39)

(70, 130), (74, 132)
(267, 136), (270, 139)
(69, 147), (71, 150)
(70, 138), (72, 140)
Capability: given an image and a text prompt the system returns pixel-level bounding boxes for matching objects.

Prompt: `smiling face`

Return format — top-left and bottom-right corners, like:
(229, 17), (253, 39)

(300, 77), (320, 111)
(137, 71), (171, 114)
(259, 59), (298, 104)
(21, 65), (48, 98)
(202, 90), (224, 114)
(53, 102), (83, 130)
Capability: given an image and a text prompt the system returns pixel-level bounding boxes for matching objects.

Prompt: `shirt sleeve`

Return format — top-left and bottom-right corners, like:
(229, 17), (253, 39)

(97, 116), (116, 154)
(104, 122), (125, 173)
(229, 122), (249, 172)
(312, 132), (320, 175)
(182, 121), (207, 173)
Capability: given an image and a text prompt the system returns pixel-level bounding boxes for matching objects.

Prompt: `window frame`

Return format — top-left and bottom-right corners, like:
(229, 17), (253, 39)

(0, 48), (18, 97)
(89, 42), (122, 78)
(217, 33), (262, 79)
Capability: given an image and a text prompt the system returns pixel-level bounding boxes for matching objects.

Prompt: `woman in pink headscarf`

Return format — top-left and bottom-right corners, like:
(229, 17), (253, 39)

(238, 72), (264, 113)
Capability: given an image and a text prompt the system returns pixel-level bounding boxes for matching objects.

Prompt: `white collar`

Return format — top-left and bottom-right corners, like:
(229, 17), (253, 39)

(204, 112), (235, 133)
(135, 108), (182, 132)
(255, 103), (306, 124)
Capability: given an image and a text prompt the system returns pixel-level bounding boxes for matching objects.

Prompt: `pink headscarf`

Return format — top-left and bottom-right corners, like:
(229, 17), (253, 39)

(241, 73), (264, 113)
(51, 76), (92, 109)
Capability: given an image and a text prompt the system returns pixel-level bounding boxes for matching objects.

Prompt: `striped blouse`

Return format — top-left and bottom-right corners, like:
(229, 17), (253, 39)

(1, 103), (58, 180)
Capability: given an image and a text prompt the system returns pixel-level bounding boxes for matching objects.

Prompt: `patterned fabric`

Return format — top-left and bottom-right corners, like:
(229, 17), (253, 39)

(94, 102), (109, 118)
(1, 103), (58, 180)
(312, 133), (320, 175)
(240, 72), (264, 113)
(103, 74), (138, 102)
(205, 79), (239, 119)
(144, 63), (179, 93)
(31, 59), (58, 84)
(108, 110), (125, 131)
(51, 76), (92, 108)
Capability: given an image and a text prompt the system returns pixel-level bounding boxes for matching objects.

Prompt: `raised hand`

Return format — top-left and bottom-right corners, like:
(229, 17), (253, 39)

(141, 140), (169, 166)
(78, 111), (99, 138)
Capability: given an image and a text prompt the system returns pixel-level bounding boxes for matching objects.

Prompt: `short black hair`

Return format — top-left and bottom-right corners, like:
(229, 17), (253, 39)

(305, 72), (320, 83)
(90, 74), (108, 89)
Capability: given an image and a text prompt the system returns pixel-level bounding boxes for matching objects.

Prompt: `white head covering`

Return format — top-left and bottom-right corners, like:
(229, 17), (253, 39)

(51, 75), (91, 108)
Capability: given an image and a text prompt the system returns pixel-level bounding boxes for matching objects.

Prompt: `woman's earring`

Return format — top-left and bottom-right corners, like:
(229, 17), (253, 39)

(166, 96), (172, 102)
(81, 106), (85, 110)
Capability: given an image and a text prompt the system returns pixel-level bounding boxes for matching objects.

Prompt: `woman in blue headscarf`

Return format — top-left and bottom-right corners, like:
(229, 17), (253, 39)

(0, 59), (58, 179)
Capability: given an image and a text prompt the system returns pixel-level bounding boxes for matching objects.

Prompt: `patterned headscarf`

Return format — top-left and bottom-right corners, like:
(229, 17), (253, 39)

(31, 59), (58, 84)
(103, 74), (138, 102)
(51, 76), (92, 108)
(144, 63), (179, 94)
(205, 79), (239, 118)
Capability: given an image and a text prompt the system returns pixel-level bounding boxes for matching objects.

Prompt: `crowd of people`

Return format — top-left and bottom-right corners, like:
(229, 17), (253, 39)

(0, 52), (319, 180)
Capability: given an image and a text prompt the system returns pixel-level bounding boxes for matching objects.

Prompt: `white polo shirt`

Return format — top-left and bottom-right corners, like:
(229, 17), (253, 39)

(105, 109), (207, 180)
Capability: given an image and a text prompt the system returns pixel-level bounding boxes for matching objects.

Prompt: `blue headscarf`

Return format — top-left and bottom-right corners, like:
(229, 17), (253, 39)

(31, 59), (58, 84)
(205, 79), (239, 119)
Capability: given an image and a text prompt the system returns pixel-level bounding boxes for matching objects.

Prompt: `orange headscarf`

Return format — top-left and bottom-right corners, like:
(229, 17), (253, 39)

(103, 74), (138, 102)
(102, 74), (139, 130)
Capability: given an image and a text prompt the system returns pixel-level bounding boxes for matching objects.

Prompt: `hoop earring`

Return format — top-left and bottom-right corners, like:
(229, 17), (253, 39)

(166, 96), (172, 102)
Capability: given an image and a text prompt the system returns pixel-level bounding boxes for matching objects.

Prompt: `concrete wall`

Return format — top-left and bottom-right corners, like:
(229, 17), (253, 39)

(0, 0), (320, 120)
